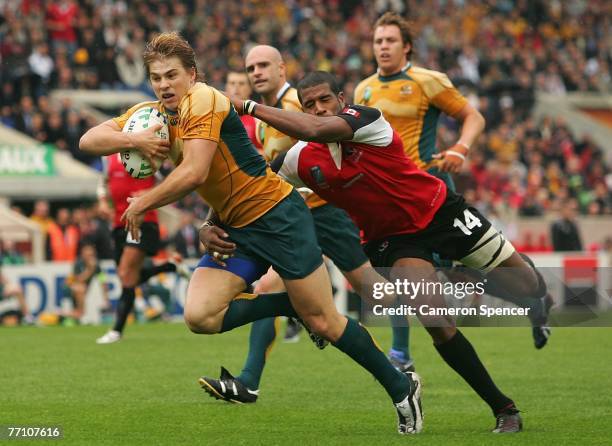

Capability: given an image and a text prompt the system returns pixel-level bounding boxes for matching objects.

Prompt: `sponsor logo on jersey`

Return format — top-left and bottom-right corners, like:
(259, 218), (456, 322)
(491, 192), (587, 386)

(309, 166), (329, 189)
(363, 86), (372, 104)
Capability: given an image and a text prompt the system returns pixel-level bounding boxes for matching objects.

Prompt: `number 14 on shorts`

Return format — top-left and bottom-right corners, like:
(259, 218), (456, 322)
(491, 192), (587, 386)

(453, 209), (482, 236)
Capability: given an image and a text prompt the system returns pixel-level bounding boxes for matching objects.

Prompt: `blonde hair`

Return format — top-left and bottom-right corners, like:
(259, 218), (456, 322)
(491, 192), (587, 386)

(143, 32), (197, 76)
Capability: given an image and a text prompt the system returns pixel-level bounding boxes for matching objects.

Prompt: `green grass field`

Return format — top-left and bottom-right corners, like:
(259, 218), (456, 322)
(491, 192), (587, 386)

(1, 323), (609, 445)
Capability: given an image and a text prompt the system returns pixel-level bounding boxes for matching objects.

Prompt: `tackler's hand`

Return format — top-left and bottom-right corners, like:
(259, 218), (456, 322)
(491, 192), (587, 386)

(199, 223), (236, 267)
(121, 196), (145, 242)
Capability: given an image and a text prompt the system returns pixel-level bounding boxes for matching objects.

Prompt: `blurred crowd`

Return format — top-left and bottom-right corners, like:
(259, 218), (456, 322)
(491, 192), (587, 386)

(0, 198), (202, 325)
(0, 0), (611, 216)
(2, 199), (203, 263)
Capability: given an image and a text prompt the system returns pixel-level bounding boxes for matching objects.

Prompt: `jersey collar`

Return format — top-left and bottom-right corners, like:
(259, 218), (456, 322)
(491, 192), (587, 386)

(377, 62), (412, 82)
(274, 82), (292, 107)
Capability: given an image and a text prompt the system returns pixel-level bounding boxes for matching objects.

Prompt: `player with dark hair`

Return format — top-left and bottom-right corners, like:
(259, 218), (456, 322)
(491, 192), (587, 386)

(80, 32), (423, 435)
(227, 70), (553, 432)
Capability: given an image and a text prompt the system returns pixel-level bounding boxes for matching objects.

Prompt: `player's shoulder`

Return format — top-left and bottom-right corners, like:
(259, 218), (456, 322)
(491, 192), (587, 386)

(281, 87), (301, 111)
(409, 66), (456, 94)
(356, 73), (379, 90)
(179, 82), (230, 115)
(354, 73), (378, 99)
(339, 104), (382, 121)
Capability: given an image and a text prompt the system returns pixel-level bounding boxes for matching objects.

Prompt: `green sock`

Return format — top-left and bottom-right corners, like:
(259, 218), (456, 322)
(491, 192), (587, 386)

(237, 317), (279, 390)
(333, 318), (409, 403)
(220, 292), (297, 333)
(390, 320), (411, 360)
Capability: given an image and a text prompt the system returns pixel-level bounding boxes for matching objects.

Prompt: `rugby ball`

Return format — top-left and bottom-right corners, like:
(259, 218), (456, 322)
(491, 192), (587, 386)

(120, 106), (169, 179)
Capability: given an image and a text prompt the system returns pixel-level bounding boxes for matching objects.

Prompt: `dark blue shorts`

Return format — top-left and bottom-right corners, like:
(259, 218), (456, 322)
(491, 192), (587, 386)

(196, 255), (268, 285)
(196, 190), (323, 282)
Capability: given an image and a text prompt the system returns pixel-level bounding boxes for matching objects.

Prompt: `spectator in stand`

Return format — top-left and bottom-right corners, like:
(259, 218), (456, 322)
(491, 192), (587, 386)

(29, 199), (53, 259)
(0, 264), (33, 326)
(47, 207), (79, 261)
(45, 0), (79, 56)
(172, 211), (203, 260)
(592, 182), (612, 215)
(550, 199), (583, 252)
(1, 105), (15, 128)
(64, 110), (84, 157)
(519, 194), (544, 217)
(97, 47), (122, 90)
(29, 112), (47, 142)
(175, 192), (209, 221)
(0, 239), (26, 265)
(115, 44), (146, 91)
(14, 96), (36, 135)
(75, 203), (114, 260)
(45, 109), (66, 149)
(28, 43), (54, 98)
(62, 243), (105, 321)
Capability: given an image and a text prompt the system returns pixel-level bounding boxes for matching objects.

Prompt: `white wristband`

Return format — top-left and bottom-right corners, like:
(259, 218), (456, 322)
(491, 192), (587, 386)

(457, 141), (471, 150)
(243, 100), (257, 116)
(199, 220), (214, 231)
(445, 150), (466, 161)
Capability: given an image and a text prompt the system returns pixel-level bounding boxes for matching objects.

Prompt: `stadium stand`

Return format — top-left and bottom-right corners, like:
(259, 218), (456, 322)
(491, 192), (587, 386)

(0, 0), (610, 255)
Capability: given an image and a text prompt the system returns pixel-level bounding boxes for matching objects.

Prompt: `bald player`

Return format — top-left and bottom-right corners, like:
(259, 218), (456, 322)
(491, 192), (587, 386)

(199, 45), (412, 403)
(245, 45), (312, 342)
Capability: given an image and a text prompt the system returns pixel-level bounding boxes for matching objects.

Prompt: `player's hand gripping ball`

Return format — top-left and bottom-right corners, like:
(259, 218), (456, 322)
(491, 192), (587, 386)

(121, 106), (169, 178)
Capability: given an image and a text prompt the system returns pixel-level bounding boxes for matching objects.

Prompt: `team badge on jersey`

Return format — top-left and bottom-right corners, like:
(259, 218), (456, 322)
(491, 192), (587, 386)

(258, 122), (266, 144)
(166, 113), (178, 126)
(363, 86), (372, 104)
(400, 85), (413, 95)
(341, 107), (361, 118)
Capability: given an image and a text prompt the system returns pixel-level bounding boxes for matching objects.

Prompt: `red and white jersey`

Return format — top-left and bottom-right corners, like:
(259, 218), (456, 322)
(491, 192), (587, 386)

(104, 153), (158, 228)
(273, 105), (447, 242)
(240, 114), (262, 153)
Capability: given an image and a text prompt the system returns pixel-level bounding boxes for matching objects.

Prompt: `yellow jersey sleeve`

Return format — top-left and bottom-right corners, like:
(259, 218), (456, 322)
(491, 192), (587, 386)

(353, 79), (367, 104)
(178, 85), (227, 142)
(112, 101), (160, 130)
(411, 67), (467, 118)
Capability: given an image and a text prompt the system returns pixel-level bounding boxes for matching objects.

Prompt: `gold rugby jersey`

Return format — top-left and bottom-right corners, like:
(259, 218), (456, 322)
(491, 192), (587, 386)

(113, 82), (292, 227)
(354, 63), (467, 170)
(258, 83), (326, 209)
